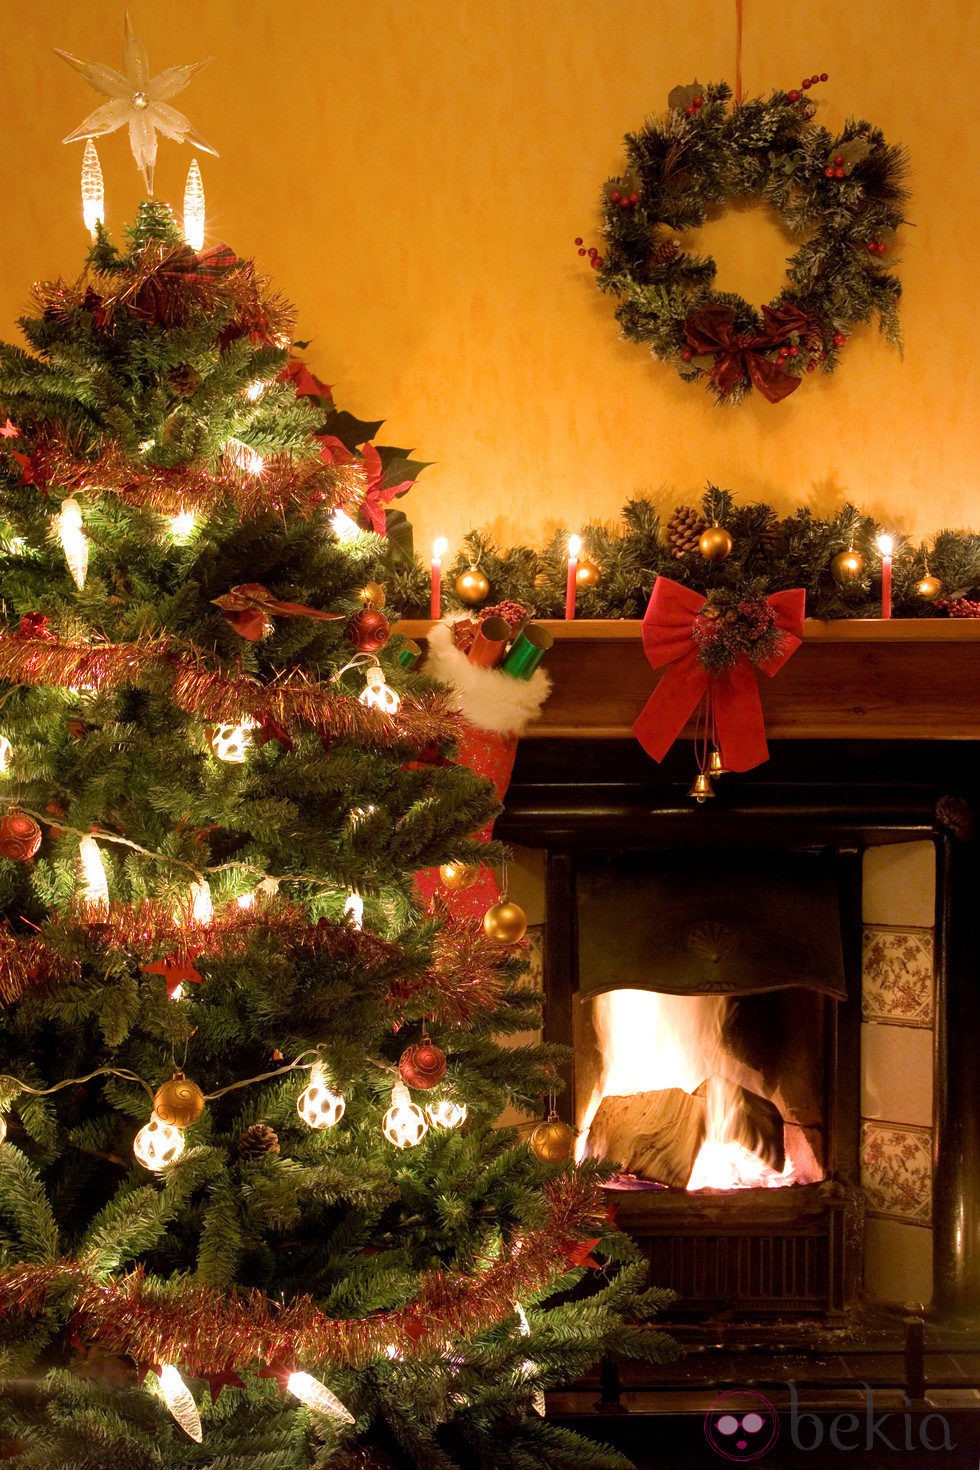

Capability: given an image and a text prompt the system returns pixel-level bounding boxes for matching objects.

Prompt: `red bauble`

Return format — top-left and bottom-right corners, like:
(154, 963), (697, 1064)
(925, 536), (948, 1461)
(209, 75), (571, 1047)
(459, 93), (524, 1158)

(0, 812), (42, 861)
(346, 608), (391, 653)
(398, 1040), (448, 1090)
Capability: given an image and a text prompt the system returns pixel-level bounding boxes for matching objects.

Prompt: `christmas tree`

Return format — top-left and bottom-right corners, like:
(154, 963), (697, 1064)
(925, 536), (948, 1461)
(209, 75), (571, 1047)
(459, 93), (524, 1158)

(0, 20), (672, 1469)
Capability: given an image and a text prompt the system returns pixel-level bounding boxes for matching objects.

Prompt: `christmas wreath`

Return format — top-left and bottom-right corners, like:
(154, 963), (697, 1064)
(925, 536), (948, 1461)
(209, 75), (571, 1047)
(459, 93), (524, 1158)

(588, 79), (909, 403)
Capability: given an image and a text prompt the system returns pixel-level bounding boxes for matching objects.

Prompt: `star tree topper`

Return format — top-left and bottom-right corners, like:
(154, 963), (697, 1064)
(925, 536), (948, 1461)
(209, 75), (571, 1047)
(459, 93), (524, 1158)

(56, 11), (217, 194)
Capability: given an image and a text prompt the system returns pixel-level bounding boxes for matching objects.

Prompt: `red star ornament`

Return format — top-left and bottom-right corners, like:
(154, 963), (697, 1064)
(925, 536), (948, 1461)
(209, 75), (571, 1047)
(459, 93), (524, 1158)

(143, 949), (205, 999)
(205, 1363), (246, 1401)
(0, 419), (19, 438)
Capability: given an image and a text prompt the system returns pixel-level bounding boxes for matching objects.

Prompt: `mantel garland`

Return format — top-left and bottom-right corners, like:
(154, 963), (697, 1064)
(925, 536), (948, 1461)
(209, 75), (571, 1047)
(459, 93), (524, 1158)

(387, 487), (980, 625)
(587, 80), (909, 403)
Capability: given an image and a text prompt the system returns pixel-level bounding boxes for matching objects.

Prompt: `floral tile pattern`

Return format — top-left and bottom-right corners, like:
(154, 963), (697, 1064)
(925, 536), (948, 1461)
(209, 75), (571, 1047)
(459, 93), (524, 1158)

(862, 925), (934, 1026)
(861, 1121), (933, 1224)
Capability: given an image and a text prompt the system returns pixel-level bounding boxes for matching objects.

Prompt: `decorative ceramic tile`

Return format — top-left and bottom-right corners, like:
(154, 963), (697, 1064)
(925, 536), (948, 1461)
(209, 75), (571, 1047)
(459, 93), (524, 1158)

(863, 842), (936, 927)
(861, 1121), (933, 1225)
(862, 925), (934, 1026)
(864, 1217), (934, 1309)
(861, 1023), (933, 1127)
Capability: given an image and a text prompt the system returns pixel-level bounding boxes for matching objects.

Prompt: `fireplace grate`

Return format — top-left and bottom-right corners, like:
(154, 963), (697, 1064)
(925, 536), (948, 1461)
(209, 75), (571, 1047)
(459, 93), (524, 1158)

(646, 1228), (832, 1315)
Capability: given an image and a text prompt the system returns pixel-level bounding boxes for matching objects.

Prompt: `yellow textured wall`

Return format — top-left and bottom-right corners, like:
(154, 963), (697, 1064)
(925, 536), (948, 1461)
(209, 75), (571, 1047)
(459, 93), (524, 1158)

(0, 0), (977, 557)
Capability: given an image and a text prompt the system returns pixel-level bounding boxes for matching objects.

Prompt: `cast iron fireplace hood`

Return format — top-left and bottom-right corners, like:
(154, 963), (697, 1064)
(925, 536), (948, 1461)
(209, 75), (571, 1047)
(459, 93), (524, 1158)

(576, 851), (846, 999)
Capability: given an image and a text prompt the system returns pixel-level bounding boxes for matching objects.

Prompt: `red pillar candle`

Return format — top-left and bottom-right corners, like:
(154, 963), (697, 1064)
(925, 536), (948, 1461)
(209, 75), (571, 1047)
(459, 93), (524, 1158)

(430, 537), (447, 621)
(565, 534), (581, 620)
(877, 533), (893, 619)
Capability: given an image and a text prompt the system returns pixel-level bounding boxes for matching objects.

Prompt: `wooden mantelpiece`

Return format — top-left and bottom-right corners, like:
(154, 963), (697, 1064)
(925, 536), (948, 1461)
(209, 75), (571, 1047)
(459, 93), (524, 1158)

(396, 620), (980, 741)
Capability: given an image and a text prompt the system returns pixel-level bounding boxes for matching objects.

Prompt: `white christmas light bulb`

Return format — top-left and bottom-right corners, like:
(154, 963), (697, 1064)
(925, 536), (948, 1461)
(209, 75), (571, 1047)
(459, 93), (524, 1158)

(133, 1112), (185, 1171)
(358, 663), (400, 714)
(426, 1098), (467, 1130)
(382, 1081), (429, 1149)
(224, 438), (264, 476)
(183, 158), (206, 250)
(166, 509), (197, 542)
(330, 508), (361, 542)
(78, 835), (109, 912)
(190, 879), (213, 925)
(245, 379), (268, 402)
(287, 1371), (355, 1425)
(81, 139), (105, 238)
(210, 719), (256, 763)
(158, 1365), (203, 1442)
(0, 736), (12, 777)
(296, 1063), (346, 1129)
(0, 1114), (7, 1145)
(344, 893), (364, 930)
(54, 497), (89, 589)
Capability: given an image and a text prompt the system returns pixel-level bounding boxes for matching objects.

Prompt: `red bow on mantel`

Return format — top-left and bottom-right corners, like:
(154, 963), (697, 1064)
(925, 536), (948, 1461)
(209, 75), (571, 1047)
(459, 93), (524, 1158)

(683, 303), (813, 404)
(633, 578), (806, 773)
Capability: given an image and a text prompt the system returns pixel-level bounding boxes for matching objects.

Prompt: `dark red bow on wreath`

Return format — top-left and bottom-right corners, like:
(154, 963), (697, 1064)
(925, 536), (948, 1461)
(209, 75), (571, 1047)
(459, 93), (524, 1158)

(683, 302), (813, 404)
(633, 578), (806, 772)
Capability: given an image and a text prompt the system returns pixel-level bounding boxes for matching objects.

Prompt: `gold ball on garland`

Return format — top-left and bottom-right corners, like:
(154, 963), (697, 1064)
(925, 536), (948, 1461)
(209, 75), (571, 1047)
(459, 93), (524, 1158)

(483, 899), (528, 945)
(346, 608), (391, 653)
(575, 558), (601, 589)
(699, 526), (733, 562)
(0, 812), (42, 862)
(238, 1122), (280, 1159)
(529, 1117), (577, 1163)
(398, 1040), (448, 1090)
(830, 549), (865, 586)
(440, 860), (480, 891)
(915, 574), (943, 602)
(359, 582), (386, 610)
(153, 1071), (205, 1129)
(456, 566), (491, 605)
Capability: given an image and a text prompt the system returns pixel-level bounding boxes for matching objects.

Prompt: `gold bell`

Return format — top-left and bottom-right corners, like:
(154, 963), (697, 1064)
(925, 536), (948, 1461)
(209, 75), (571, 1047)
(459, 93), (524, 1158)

(688, 771), (715, 803)
(706, 748), (726, 777)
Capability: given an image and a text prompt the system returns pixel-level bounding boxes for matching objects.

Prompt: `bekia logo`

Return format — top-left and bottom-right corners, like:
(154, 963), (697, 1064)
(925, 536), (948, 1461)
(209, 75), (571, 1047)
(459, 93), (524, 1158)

(704, 1390), (779, 1461)
(704, 1383), (957, 1459)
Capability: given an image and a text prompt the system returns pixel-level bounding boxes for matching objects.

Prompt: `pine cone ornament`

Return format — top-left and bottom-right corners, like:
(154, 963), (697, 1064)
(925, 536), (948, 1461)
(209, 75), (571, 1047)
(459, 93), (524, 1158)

(804, 327), (825, 361)
(644, 238), (680, 275)
(167, 363), (202, 397)
(666, 505), (706, 558)
(238, 1123), (280, 1159)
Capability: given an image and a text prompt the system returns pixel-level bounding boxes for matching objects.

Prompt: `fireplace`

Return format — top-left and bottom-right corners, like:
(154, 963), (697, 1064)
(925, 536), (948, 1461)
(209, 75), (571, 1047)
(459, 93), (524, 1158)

(497, 737), (980, 1324)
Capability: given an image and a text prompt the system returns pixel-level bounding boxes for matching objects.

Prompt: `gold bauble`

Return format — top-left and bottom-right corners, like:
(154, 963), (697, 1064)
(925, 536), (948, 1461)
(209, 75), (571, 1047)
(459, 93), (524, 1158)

(483, 899), (528, 945)
(915, 574), (943, 602)
(529, 1117), (576, 1163)
(153, 1071), (205, 1129)
(699, 526), (733, 562)
(575, 558), (601, 589)
(440, 860), (480, 891)
(359, 581), (386, 610)
(830, 549), (865, 586)
(456, 567), (490, 605)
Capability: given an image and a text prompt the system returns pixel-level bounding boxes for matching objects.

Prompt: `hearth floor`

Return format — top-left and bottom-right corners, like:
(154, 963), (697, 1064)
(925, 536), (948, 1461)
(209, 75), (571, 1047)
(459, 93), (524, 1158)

(546, 1312), (980, 1468)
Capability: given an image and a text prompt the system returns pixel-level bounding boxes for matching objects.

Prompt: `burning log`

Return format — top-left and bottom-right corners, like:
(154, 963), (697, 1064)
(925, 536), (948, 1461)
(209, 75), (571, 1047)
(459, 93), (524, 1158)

(587, 1079), (786, 1187)
(587, 1088), (706, 1189)
(693, 1079), (785, 1174)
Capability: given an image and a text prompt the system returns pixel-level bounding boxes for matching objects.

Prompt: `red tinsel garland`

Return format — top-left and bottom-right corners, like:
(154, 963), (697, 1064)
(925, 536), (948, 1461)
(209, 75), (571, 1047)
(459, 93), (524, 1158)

(0, 634), (460, 754)
(0, 1173), (604, 1374)
(0, 903), (513, 1025)
(7, 436), (364, 521)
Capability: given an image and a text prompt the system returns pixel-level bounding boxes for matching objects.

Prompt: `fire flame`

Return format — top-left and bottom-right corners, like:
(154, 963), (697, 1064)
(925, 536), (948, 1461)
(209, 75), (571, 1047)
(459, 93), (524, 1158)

(577, 988), (821, 1190)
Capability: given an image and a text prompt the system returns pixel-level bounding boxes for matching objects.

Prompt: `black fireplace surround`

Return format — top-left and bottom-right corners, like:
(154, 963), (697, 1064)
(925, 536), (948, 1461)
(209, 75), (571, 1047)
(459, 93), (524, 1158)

(497, 737), (980, 1323)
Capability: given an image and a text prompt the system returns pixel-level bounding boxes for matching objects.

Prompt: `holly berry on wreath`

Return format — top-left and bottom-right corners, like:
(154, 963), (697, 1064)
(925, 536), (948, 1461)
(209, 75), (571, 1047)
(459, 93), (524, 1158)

(0, 811), (42, 861)
(590, 80), (908, 403)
